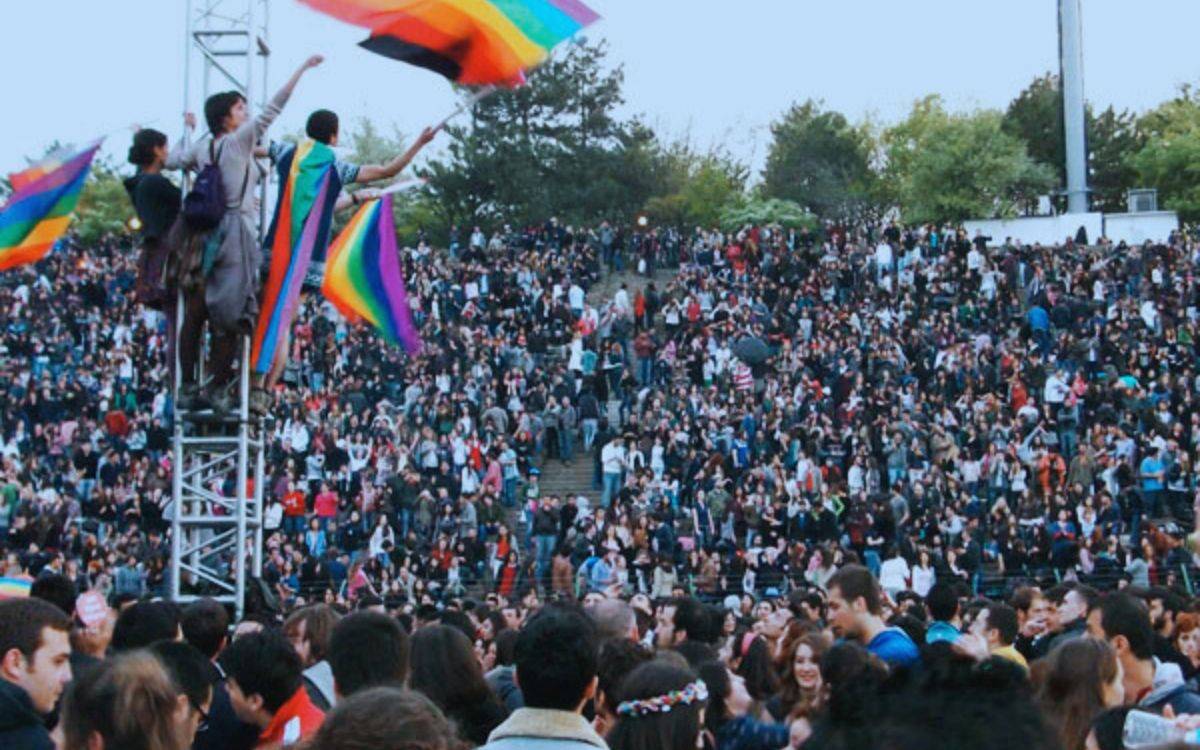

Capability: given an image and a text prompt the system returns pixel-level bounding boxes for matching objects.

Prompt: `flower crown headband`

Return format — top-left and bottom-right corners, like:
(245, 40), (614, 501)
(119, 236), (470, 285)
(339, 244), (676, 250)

(616, 680), (708, 717)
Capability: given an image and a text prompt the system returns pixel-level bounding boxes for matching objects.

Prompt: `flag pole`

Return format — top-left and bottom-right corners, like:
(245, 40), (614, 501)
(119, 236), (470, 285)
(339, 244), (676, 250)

(432, 85), (497, 133)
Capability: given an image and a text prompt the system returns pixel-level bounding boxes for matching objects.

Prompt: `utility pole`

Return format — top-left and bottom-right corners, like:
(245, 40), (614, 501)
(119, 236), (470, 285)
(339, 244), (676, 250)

(1058, 0), (1089, 214)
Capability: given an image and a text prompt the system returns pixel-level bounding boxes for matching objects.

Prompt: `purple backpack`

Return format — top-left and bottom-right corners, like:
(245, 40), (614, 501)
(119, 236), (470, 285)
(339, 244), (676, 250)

(183, 138), (247, 231)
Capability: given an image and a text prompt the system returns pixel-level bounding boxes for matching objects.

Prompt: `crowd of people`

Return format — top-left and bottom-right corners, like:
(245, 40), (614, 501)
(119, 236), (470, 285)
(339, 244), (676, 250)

(8, 54), (1200, 749)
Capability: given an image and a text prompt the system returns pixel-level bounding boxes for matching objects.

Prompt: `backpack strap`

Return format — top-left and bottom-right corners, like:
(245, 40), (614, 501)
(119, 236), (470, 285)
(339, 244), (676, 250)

(209, 136), (252, 210)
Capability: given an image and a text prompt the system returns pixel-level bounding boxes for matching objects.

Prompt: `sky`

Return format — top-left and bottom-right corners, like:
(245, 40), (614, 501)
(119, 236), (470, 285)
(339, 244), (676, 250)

(4, 1), (1200, 178)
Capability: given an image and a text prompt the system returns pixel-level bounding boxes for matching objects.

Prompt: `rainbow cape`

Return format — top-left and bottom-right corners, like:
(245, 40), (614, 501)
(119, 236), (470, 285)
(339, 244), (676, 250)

(299, 0), (600, 86)
(251, 139), (341, 374)
(0, 140), (101, 271)
(322, 194), (421, 354)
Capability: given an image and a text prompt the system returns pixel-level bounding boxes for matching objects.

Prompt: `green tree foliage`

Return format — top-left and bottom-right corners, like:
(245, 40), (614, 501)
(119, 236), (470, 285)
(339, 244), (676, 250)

(717, 197), (816, 232)
(75, 155), (133, 244)
(1130, 86), (1200, 222)
(422, 40), (662, 233)
(1002, 73), (1065, 186)
(1088, 105), (1143, 212)
(883, 96), (1054, 224)
(642, 139), (747, 229)
(762, 99), (876, 220)
(1002, 73), (1143, 212)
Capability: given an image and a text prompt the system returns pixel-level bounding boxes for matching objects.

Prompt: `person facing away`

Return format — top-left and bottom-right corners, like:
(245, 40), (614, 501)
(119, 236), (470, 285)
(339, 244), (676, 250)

(480, 605), (608, 750)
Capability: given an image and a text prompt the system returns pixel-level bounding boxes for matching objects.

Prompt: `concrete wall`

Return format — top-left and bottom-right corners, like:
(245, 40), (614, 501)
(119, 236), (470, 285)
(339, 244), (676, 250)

(1101, 212), (1179, 245)
(963, 213), (1104, 247)
(963, 211), (1179, 247)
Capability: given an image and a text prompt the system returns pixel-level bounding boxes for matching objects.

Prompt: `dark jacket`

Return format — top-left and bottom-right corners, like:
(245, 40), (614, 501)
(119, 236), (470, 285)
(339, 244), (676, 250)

(0, 679), (52, 750)
(193, 662), (259, 750)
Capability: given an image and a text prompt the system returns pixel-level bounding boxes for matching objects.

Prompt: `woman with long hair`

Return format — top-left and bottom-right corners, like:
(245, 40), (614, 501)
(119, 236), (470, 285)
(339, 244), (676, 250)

(409, 625), (507, 747)
(60, 651), (191, 750)
(1034, 638), (1124, 750)
(726, 631), (778, 711)
(607, 661), (707, 750)
(698, 661), (789, 750)
(767, 631), (830, 723)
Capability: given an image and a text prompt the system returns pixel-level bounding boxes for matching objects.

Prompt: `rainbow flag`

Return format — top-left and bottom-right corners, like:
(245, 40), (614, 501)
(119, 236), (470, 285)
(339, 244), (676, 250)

(251, 139), (340, 374)
(322, 194), (421, 354)
(0, 577), (31, 599)
(299, 0), (600, 86)
(0, 141), (102, 271)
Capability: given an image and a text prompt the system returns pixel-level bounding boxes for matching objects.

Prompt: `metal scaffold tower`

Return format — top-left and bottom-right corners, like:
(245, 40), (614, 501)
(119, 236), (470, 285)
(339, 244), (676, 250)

(169, 0), (270, 619)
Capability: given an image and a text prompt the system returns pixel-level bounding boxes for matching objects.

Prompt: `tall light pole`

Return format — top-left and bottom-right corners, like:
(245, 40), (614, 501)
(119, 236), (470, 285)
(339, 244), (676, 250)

(1059, 0), (1089, 214)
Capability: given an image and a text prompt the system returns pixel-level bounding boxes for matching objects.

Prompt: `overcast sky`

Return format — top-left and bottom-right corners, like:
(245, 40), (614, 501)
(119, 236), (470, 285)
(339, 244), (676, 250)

(4, 1), (1200, 177)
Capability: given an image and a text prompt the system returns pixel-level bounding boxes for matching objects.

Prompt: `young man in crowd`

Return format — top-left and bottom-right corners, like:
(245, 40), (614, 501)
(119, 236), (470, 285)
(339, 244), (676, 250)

(0, 599), (72, 750)
(969, 602), (1028, 669)
(182, 598), (261, 750)
(1087, 592), (1200, 714)
(826, 564), (920, 668)
(221, 629), (325, 748)
(327, 611), (410, 700)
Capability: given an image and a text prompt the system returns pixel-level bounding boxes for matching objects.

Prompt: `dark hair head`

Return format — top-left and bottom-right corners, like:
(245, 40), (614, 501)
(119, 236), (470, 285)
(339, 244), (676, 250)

(982, 603), (1019, 646)
(181, 598), (229, 660)
(409, 624), (494, 712)
(204, 91), (246, 135)
(310, 687), (461, 750)
(696, 661), (733, 730)
(60, 651), (181, 750)
(220, 628), (303, 714)
(925, 583), (959, 622)
(672, 640), (718, 669)
(1096, 593), (1154, 660)
(437, 609), (476, 642)
(30, 574), (77, 616)
(0, 597), (71, 660)
(733, 634), (778, 702)
(1035, 638), (1119, 750)
(111, 601), (180, 653)
(128, 128), (167, 168)
(1089, 707), (1132, 750)
(672, 597), (716, 644)
(306, 110), (339, 144)
(329, 612), (410, 698)
(494, 627), (519, 667)
(607, 661), (704, 750)
(827, 565), (881, 615)
(149, 639), (213, 712)
(515, 605), (598, 710)
(596, 638), (653, 715)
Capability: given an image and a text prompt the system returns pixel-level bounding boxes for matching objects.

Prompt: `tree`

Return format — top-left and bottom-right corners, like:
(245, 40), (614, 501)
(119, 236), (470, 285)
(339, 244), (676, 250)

(717, 197), (816, 232)
(1002, 73), (1065, 186)
(422, 39), (665, 235)
(74, 155), (133, 244)
(642, 139), (747, 228)
(762, 100), (876, 220)
(1003, 72), (1143, 212)
(1088, 105), (1142, 212)
(1130, 86), (1200, 222)
(883, 96), (1055, 224)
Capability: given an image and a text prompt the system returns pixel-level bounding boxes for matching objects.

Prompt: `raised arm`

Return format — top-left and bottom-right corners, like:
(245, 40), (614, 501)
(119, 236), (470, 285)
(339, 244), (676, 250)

(164, 112), (198, 171)
(354, 127), (438, 184)
(238, 54), (325, 146)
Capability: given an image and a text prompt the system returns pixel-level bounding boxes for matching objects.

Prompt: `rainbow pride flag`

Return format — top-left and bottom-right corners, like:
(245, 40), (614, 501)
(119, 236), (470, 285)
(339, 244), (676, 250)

(0, 577), (31, 599)
(299, 0), (600, 86)
(0, 141), (102, 271)
(251, 139), (340, 374)
(322, 194), (421, 354)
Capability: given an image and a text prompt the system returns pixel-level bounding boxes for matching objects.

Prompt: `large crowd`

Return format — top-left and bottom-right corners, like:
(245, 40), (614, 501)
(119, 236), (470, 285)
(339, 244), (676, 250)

(7, 62), (1200, 749)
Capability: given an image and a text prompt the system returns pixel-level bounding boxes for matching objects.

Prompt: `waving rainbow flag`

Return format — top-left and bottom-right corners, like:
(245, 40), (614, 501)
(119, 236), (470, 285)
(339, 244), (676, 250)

(251, 139), (340, 374)
(0, 141), (101, 271)
(322, 194), (421, 354)
(299, 0), (600, 86)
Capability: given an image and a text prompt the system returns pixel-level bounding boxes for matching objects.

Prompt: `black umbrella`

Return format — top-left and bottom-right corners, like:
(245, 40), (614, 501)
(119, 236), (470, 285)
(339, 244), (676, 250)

(732, 335), (770, 364)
